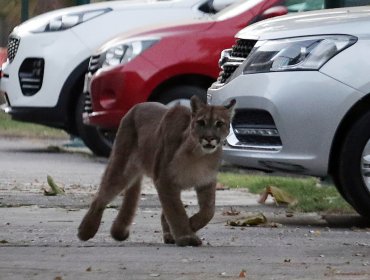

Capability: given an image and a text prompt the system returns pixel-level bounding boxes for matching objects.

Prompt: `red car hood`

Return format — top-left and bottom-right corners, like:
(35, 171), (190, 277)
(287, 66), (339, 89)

(96, 18), (215, 54)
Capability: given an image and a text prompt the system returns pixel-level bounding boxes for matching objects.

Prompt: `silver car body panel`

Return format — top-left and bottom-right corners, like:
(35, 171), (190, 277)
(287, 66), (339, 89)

(208, 7), (370, 176)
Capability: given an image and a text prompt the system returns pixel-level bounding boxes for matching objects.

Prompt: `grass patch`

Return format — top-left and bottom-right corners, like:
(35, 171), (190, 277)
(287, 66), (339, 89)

(218, 172), (354, 214)
(0, 109), (68, 139)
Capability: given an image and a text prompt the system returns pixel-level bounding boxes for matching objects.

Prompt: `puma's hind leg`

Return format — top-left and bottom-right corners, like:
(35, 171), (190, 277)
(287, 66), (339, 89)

(78, 153), (138, 241)
(77, 194), (109, 241)
(111, 176), (142, 241)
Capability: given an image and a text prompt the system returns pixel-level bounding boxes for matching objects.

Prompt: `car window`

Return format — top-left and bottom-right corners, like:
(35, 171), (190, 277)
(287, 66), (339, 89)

(284, 0), (324, 12)
(326, 0), (370, 8)
(284, 0), (370, 12)
(215, 0), (265, 20)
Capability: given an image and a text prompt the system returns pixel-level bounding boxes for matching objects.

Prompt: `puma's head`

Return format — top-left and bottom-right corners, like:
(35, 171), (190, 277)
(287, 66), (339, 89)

(190, 95), (236, 154)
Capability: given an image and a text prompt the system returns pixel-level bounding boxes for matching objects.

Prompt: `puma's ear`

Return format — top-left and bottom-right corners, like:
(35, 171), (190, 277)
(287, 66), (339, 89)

(224, 99), (236, 118)
(190, 95), (205, 114)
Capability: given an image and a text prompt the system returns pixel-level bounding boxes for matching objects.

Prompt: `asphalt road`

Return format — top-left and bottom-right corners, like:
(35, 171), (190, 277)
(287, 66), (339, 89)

(0, 137), (370, 280)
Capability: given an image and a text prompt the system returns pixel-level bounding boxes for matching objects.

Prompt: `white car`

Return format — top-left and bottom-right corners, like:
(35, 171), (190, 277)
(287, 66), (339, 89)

(208, 6), (370, 218)
(0, 0), (234, 156)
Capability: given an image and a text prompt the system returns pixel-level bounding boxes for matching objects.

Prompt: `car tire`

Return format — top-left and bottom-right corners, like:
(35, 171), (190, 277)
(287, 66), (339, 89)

(155, 85), (207, 107)
(75, 92), (115, 157)
(333, 111), (370, 218)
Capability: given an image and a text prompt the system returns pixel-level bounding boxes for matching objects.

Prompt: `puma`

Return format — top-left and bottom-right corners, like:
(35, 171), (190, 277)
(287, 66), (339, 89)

(78, 96), (236, 246)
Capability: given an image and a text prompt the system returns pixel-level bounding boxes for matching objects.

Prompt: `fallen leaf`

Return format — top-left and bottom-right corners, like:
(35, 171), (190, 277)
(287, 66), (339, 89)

(0, 240), (8, 244)
(267, 222), (283, 228)
(258, 186), (297, 206)
(86, 266), (92, 272)
(43, 175), (65, 196)
(222, 207), (240, 216)
(227, 213), (267, 227)
(216, 183), (229, 190)
(239, 269), (247, 278)
(285, 210), (294, 217)
(309, 230), (321, 237)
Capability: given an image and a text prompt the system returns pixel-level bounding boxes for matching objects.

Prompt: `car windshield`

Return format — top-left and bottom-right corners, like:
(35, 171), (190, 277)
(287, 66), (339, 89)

(215, 0), (265, 20)
(215, 0), (370, 20)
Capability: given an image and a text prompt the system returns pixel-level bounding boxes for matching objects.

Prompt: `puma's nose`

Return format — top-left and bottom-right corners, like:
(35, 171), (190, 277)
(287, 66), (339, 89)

(204, 136), (214, 142)
(203, 137), (219, 146)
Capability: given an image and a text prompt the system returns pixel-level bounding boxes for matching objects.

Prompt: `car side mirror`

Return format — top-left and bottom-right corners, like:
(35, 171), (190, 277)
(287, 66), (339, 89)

(260, 6), (288, 20)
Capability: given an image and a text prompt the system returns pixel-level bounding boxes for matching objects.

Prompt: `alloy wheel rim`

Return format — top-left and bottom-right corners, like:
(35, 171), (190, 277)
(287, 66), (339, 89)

(361, 140), (370, 192)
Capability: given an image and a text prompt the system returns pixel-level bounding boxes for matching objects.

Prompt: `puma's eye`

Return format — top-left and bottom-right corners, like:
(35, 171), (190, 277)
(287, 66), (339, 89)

(215, 121), (225, 128)
(196, 119), (206, 127)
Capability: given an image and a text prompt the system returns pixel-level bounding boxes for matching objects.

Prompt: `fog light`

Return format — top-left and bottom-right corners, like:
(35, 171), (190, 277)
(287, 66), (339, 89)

(234, 128), (279, 137)
(18, 58), (44, 96)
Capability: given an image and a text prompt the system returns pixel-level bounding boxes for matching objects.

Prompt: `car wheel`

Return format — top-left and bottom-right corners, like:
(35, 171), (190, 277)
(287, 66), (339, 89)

(333, 111), (370, 218)
(75, 92), (115, 157)
(155, 85), (207, 108)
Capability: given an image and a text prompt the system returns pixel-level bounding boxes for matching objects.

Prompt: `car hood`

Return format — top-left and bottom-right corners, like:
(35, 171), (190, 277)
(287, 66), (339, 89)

(236, 6), (370, 40)
(15, 0), (205, 34)
(96, 18), (214, 53)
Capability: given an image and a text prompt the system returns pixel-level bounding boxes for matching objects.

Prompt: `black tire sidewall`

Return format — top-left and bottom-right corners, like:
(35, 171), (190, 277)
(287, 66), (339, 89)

(337, 111), (370, 217)
(155, 85), (207, 105)
(75, 92), (113, 157)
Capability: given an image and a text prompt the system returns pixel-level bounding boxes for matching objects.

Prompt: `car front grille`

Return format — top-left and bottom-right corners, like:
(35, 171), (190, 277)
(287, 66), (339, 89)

(231, 109), (282, 148)
(230, 39), (256, 58)
(7, 36), (20, 63)
(84, 90), (93, 113)
(84, 53), (105, 113)
(214, 39), (256, 87)
(18, 58), (44, 96)
(88, 54), (104, 74)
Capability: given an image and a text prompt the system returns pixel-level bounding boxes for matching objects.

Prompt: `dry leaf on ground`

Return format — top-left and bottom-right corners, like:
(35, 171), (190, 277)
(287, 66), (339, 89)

(239, 269), (247, 278)
(216, 183), (229, 190)
(258, 186), (297, 206)
(222, 207), (240, 216)
(227, 213), (267, 227)
(43, 175), (65, 196)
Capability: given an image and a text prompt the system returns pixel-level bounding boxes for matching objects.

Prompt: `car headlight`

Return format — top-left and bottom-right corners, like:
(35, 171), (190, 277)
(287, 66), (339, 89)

(102, 38), (160, 68)
(31, 8), (111, 33)
(243, 35), (357, 74)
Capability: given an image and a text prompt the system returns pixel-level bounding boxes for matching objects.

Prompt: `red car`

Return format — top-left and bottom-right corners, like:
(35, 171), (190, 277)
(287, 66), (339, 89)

(84, 0), (321, 156)
(0, 48), (7, 76)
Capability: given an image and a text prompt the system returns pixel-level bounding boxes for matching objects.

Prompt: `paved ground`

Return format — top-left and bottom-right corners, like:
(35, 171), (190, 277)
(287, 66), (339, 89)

(0, 137), (370, 280)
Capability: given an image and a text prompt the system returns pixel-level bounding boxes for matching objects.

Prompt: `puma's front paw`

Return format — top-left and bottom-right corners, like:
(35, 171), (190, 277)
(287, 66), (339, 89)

(175, 234), (202, 247)
(163, 233), (175, 244)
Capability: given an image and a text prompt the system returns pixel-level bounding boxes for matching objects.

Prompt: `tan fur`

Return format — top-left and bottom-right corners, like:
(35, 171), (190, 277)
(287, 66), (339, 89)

(78, 96), (235, 246)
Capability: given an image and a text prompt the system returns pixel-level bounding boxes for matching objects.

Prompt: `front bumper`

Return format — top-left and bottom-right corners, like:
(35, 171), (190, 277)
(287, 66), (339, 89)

(83, 110), (123, 130)
(2, 105), (68, 129)
(208, 71), (365, 177)
(0, 30), (88, 108)
(84, 57), (158, 129)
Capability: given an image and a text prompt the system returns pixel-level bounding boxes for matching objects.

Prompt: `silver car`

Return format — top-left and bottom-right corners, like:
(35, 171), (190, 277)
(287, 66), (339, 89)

(208, 6), (370, 218)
